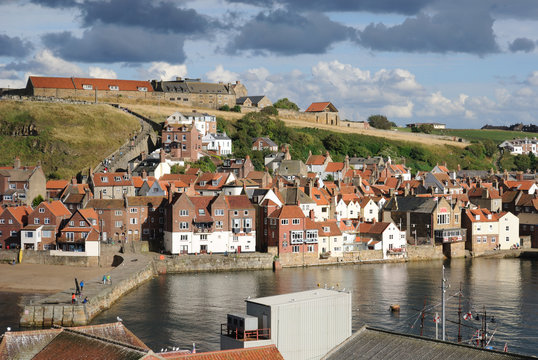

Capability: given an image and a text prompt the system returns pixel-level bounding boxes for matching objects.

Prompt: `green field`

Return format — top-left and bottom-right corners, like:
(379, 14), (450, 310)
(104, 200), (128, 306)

(0, 100), (140, 179)
(395, 126), (537, 144)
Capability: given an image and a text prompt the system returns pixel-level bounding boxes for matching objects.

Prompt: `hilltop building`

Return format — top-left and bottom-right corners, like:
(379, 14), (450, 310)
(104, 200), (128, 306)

(499, 137), (538, 155)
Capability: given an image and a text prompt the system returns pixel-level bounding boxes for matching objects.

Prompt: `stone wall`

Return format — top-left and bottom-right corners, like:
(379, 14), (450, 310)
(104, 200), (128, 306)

(155, 253), (274, 274)
(278, 109), (340, 126)
(0, 249), (98, 267)
(407, 244), (444, 261)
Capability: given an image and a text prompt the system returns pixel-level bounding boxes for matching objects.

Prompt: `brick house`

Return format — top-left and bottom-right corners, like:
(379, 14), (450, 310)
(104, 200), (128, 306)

(468, 186), (502, 212)
(265, 205), (319, 265)
(194, 172), (234, 196)
(161, 123), (202, 161)
(124, 196), (167, 243)
(22, 200), (71, 250)
(60, 181), (93, 213)
(0, 157), (46, 207)
(165, 111), (217, 137)
(0, 206), (32, 249)
(56, 208), (100, 255)
(218, 157), (255, 178)
(89, 172), (135, 200)
(304, 102), (340, 125)
(163, 193), (255, 254)
(85, 199), (125, 242)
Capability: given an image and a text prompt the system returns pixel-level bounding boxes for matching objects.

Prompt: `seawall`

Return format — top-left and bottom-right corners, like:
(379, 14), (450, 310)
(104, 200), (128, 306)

(19, 253), (274, 328)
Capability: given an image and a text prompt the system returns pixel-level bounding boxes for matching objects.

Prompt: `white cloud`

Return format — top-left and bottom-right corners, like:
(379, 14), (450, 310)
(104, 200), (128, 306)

(381, 101), (414, 118)
(142, 62), (188, 81)
(205, 65), (239, 83)
(88, 66), (117, 79)
(32, 49), (84, 77)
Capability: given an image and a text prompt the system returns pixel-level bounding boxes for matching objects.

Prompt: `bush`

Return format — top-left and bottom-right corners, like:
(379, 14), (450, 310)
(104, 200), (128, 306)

(367, 114), (392, 129)
(273, 98), (299, 111)
(32, 195), (44, 208)
(231, 105), (242, 113)
(219, 104), (230, 111)
(261, 106), (279, 116)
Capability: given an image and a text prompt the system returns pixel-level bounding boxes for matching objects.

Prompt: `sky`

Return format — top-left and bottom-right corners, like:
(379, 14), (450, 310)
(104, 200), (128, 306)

(1, 0), (538, 128)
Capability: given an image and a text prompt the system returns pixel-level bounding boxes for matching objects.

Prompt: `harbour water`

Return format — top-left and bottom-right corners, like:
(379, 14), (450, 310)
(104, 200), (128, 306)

(91, 257), (538, 356)
(2, 257), (538, 356)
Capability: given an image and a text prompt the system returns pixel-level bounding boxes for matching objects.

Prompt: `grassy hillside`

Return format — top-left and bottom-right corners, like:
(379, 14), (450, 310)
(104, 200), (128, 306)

(218, 112), (497, 173)
(0, 100), (140, 179)
(432, 128), (538, 143)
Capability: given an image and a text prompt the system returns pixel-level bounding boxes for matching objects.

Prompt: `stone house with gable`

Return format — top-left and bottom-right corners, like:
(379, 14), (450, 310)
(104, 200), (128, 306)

(0, 157), (46, 207)
(304, 102), (340, 125)
(252, 137), (278, 152)
(0, 206), (31, 249)
(90, 172), (135, 200)
(236, 95), (273, 109)
(462, 208), (519, 254)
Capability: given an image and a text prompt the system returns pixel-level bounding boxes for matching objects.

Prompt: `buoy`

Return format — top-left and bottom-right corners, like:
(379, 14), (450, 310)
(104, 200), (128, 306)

(390, 304), (400, 312)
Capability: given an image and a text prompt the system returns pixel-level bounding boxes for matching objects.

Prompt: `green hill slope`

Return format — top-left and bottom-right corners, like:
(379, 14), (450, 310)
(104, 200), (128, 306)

(0, 100), (140, 179)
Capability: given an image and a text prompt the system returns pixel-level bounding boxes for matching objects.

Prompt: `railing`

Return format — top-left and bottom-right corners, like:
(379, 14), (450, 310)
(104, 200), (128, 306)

(220, 324), (271, 341)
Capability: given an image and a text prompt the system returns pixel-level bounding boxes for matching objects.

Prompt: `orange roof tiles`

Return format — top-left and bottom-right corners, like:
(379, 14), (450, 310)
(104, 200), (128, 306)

(305, 102), (332, 112)
(30, 76), (75, 89)
(306, 155), (326, 166)
(45, 200), (71, 217)
(170, 345), (284, 360)
(269, 205), (305, 219)
(325, 162), (344, 172)
(3, 206), (32, 224)
(46, 179), (69, 190)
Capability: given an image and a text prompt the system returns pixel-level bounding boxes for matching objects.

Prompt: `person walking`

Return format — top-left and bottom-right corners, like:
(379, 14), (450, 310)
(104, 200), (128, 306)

(71, 293), (76, 304)
(82, 297), (88, 304)
(107, 275), (111, 284)
(80, 280), (84, 292)
(102, 275), (107, 285)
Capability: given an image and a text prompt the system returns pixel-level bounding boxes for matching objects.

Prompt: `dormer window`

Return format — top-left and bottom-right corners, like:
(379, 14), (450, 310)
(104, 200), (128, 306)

(109, 85), (119, 91)
(101, 177), (108, 183)
(200, 181), (207, 186)
(324, 226), (330, 232)
(198, 209), (205, 215)
(39, 208), (45, 213)
(114, 176), (121, 182)
(82, 84), (92, 90)
(138, 87), (147, 92)
(123, 175), (129, 180)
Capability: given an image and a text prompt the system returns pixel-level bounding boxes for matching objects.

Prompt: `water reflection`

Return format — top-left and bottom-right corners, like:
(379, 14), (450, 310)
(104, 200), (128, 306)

(88, 258), (538, 356)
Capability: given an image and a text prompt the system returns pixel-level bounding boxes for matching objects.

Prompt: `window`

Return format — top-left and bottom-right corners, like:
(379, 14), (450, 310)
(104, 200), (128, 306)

(506, 236), (510, 242)
(307, 245), (315, 252)
(182, 135), (187, 141)
(44, 218), (50, 224)
(115, 221), (123, 228)
(138, 87), (147, 92)
(369, 209), (373, 214)
(109, 85), (119, 91)
(200, 234), (207, 240)
(244, 218), (252, 228)
(80, 221), (86, 227)
(180, 222), (188, 229)
(180, 210), (189, 216)
(389, 234), (394, 240)
(216, 221), (223, 229)
(233, 218), (241, 229)
(234, 210), (239, 216)
(9, 184), (15, 189)
(292, 245), (300, 253)
(82, 84), (92, 90)
(39, 208), (45, 213)
(8, 219), (13, 224)
(281, 219), (289, 225)
(34, 218), (40, 224)
(244, 210), (249, 216)
(10, 231), (16, 236)
(26, 231), (33, 238)
(69, 221), (74, 226)
(492, 237), (496, 243)
(283, 233), (286, 239)
(130, 208), (138, 213)
(292, 219), (300, 225)
(454, 214), (459, 224)
(42, 230), (52, 238)
(506, 226), (509, 231)
(66, 232), (74, 241)
(115, 210), (123, 216)
(291, 230), (304, 244)
(215, 209), (224, 216)
(198, 209), (205, 215)
(0, 231), (2, 237)
(129, 218), (137, 225)
(101, 176), (108, 183)
(437, 214), (449, 225)
(0, 219), (3, 224)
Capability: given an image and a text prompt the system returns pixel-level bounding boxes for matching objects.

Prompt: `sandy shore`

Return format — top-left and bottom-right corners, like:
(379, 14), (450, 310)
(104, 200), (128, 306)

(0, 264), (114, 294)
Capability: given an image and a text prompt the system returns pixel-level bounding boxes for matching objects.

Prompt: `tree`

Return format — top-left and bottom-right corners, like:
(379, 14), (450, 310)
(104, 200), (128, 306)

(514, 154), (532, 171)
(170, 164), (185, 174)
(32, 195), (44, 208)
(261, 106), (278, 116)
(273, 98), (299, 111)
(219, 104), (230, 111)
(231, 105), (242, 113)
(417, 124), (434, 134)
(191, 156), (217, 173)
(483, 139), (498, 158)
(367, 115), (392, 130)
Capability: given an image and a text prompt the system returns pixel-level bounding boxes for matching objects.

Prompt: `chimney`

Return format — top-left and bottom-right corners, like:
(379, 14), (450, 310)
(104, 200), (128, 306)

(142, 170), (147, 180)
(284, 147), (291, 160)
(236, 80), (241, 84)
(14, 157), (20, 169)
(176, 77), (182, 81)
(309, 209), (315, 220)
(168, 183), (175, 203)
(516, 171), (524, 181)
(160, 149), (165, 163)
(71, 177), (77, 185)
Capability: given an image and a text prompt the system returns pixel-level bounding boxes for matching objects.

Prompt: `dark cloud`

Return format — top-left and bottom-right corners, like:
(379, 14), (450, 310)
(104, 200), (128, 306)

(78, 0), (218, 35)
(0, 34), (33, 57)
(226, 0), (433, 15)
(227, 10), (353, 55)
(29, 0), (78, 8)
(41, 25), (186, 63)
(508, 37), (536, 53)
(357, 8), (499, 55)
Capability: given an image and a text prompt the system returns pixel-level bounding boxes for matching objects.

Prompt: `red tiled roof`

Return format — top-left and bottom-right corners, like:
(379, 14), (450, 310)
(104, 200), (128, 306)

(465, 208), (499, 222)
(44, 200), (71, 217)
(46, 179), (69, 190)
(504, 180), (536, 191)
(305, 102), (332, 112)
(170, 345), (284, 360)
(30, 76), (75, 89)
(325, 162), (344, 172)
(306, 155), (326, 166)
(225, 195), (254, 209)
(72, 77), (153, 91)
(93, 172), (133, 187)
(3, 206), (32, 224)
(269, 205), (305, 219)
